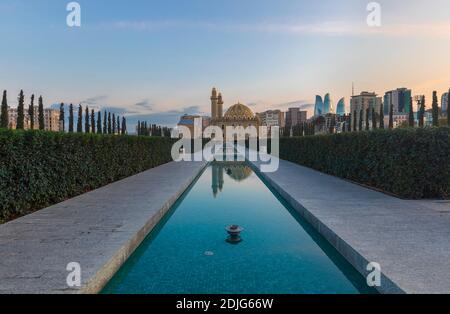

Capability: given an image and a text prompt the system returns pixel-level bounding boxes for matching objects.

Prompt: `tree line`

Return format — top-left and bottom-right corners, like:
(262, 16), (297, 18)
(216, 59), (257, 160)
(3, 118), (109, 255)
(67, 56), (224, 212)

(63, 103), (127, 135)
(1, 89), (129, 134)
(1, 90), (47, 130)
(136, 121), (171, 137)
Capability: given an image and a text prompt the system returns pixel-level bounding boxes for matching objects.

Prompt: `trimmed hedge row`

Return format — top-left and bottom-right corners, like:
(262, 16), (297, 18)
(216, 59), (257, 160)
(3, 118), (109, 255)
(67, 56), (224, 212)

(0, 129), (174, 220)
(280, 127), (450, 199)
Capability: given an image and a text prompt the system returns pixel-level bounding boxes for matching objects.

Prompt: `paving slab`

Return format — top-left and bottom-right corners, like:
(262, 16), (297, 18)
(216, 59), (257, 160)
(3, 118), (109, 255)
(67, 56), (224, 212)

(250, 158), (450, 294)
(0, 161), (206, 294)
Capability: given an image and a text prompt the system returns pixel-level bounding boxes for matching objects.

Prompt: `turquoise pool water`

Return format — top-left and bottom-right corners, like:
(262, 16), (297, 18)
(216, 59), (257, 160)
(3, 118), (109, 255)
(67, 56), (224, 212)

(103, 162), (376, 294)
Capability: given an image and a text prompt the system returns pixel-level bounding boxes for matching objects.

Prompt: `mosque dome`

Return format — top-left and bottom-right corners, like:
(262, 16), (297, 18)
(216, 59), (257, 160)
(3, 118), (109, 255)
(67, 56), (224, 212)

(224, 103), (256, 120)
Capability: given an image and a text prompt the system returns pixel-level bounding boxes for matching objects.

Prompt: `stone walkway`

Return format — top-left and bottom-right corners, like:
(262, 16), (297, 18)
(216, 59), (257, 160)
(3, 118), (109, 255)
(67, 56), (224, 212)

(0, 161), (206, 294)
(250, 158), (450, 294)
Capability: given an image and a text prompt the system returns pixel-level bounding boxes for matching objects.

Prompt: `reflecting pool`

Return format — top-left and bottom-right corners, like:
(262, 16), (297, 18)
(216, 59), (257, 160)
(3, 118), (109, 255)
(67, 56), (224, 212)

(103, 162), (376, 294)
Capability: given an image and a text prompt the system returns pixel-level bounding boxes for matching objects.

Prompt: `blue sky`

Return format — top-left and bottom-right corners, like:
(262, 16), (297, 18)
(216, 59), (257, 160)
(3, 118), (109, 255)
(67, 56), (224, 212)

(1, 0), (450, 129)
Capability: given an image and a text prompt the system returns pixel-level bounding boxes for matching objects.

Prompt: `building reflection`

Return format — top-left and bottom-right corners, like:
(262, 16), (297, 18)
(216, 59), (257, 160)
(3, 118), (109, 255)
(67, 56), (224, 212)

(211, 162), (224, 197)
(211, 162), (252, 197)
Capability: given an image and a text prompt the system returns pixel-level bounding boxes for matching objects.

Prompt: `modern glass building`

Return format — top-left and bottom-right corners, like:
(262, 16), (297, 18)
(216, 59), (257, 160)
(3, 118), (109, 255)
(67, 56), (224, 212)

(336, 98), (346, 116)
(384, 88), (412, 114)
(315, 94), (337, 116)
(323, 93), (334, 114)
(314, 95), (323, 116)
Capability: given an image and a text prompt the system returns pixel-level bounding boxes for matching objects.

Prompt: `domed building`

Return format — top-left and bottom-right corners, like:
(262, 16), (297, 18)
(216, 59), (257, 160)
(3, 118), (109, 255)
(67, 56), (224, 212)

(210, 88), (260, 137)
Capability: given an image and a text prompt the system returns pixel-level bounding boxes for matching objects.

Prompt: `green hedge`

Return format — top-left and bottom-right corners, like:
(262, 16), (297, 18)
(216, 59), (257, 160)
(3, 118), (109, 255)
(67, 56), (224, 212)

(280, 127), (450, 199)
(0, 129), (174, 220)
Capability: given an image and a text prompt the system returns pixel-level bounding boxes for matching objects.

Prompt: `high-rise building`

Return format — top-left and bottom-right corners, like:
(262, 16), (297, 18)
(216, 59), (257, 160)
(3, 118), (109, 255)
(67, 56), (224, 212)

(315, 94), (335, 116)
(383, 88), (412, 115)
(323, 93), (334, 114)
(350, 92), (382, 128)
(441, 92), (448, 113)
(314, 96), (323, 116)
(285, 108), (307, 128)
(257, 110), (285, 128)
(336, 98), (346, 116)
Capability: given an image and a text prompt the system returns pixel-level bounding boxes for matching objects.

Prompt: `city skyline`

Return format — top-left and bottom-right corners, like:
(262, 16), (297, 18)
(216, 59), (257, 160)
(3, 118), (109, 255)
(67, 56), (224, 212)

(1, 0), (450, 128)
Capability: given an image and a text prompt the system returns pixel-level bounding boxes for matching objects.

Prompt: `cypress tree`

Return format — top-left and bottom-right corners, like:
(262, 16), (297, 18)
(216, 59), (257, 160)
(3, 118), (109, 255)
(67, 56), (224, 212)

(372, 107), (377, 129)
(121, 117), (126, 135)
(77, 104), (83, 132)
(347, 113), (352, 132)
(16, 90), (25, 129)
(353, 110), (357, 131)
(120, 117), (127, 135)
(91, 109), (95, 133)
(97, 111), (102, 134)
(59, 103), (65, 132)
(447, 90), (450, 126)
(137, 121), (141, 135)
(29, 95), (35, 130)
(365, 108), (370, 130)
(85, 106), (90, 133)
(419, 96), (425, 127)
(408, 97), (415, 127)
(112, 113), (116, 134)
(69, 103), (74, 132)
(379, 102), (384, 129)
(117, 116), (120, 134)
(389, 101), (394, 129)
(107, 112), (112, 134)
(1, 90), (8, 128)
(38, 96), (45, 130)
(103, 111), (107, 134)
(432, 91), (439, 127)
(358, 109), (363, 131)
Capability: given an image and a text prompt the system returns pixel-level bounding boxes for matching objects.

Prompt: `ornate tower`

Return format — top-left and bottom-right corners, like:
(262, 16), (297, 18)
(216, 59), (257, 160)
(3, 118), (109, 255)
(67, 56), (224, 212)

(211, 87), (218, 120)
(217, 92), (224, 118)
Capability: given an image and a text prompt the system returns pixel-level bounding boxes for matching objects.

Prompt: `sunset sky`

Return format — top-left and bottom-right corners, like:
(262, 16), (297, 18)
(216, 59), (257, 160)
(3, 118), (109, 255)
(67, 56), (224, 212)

(1, 0), (450, 128)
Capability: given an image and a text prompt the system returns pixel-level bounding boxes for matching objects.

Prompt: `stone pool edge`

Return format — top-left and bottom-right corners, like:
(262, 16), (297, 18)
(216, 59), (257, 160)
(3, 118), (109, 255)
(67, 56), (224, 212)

(80, 162), (209, 294)
(247, 160), (404, 294)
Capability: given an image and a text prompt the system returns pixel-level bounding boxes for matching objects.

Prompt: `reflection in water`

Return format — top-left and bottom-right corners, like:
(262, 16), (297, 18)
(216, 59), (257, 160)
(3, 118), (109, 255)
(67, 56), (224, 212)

(211, 162), (252, 197)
